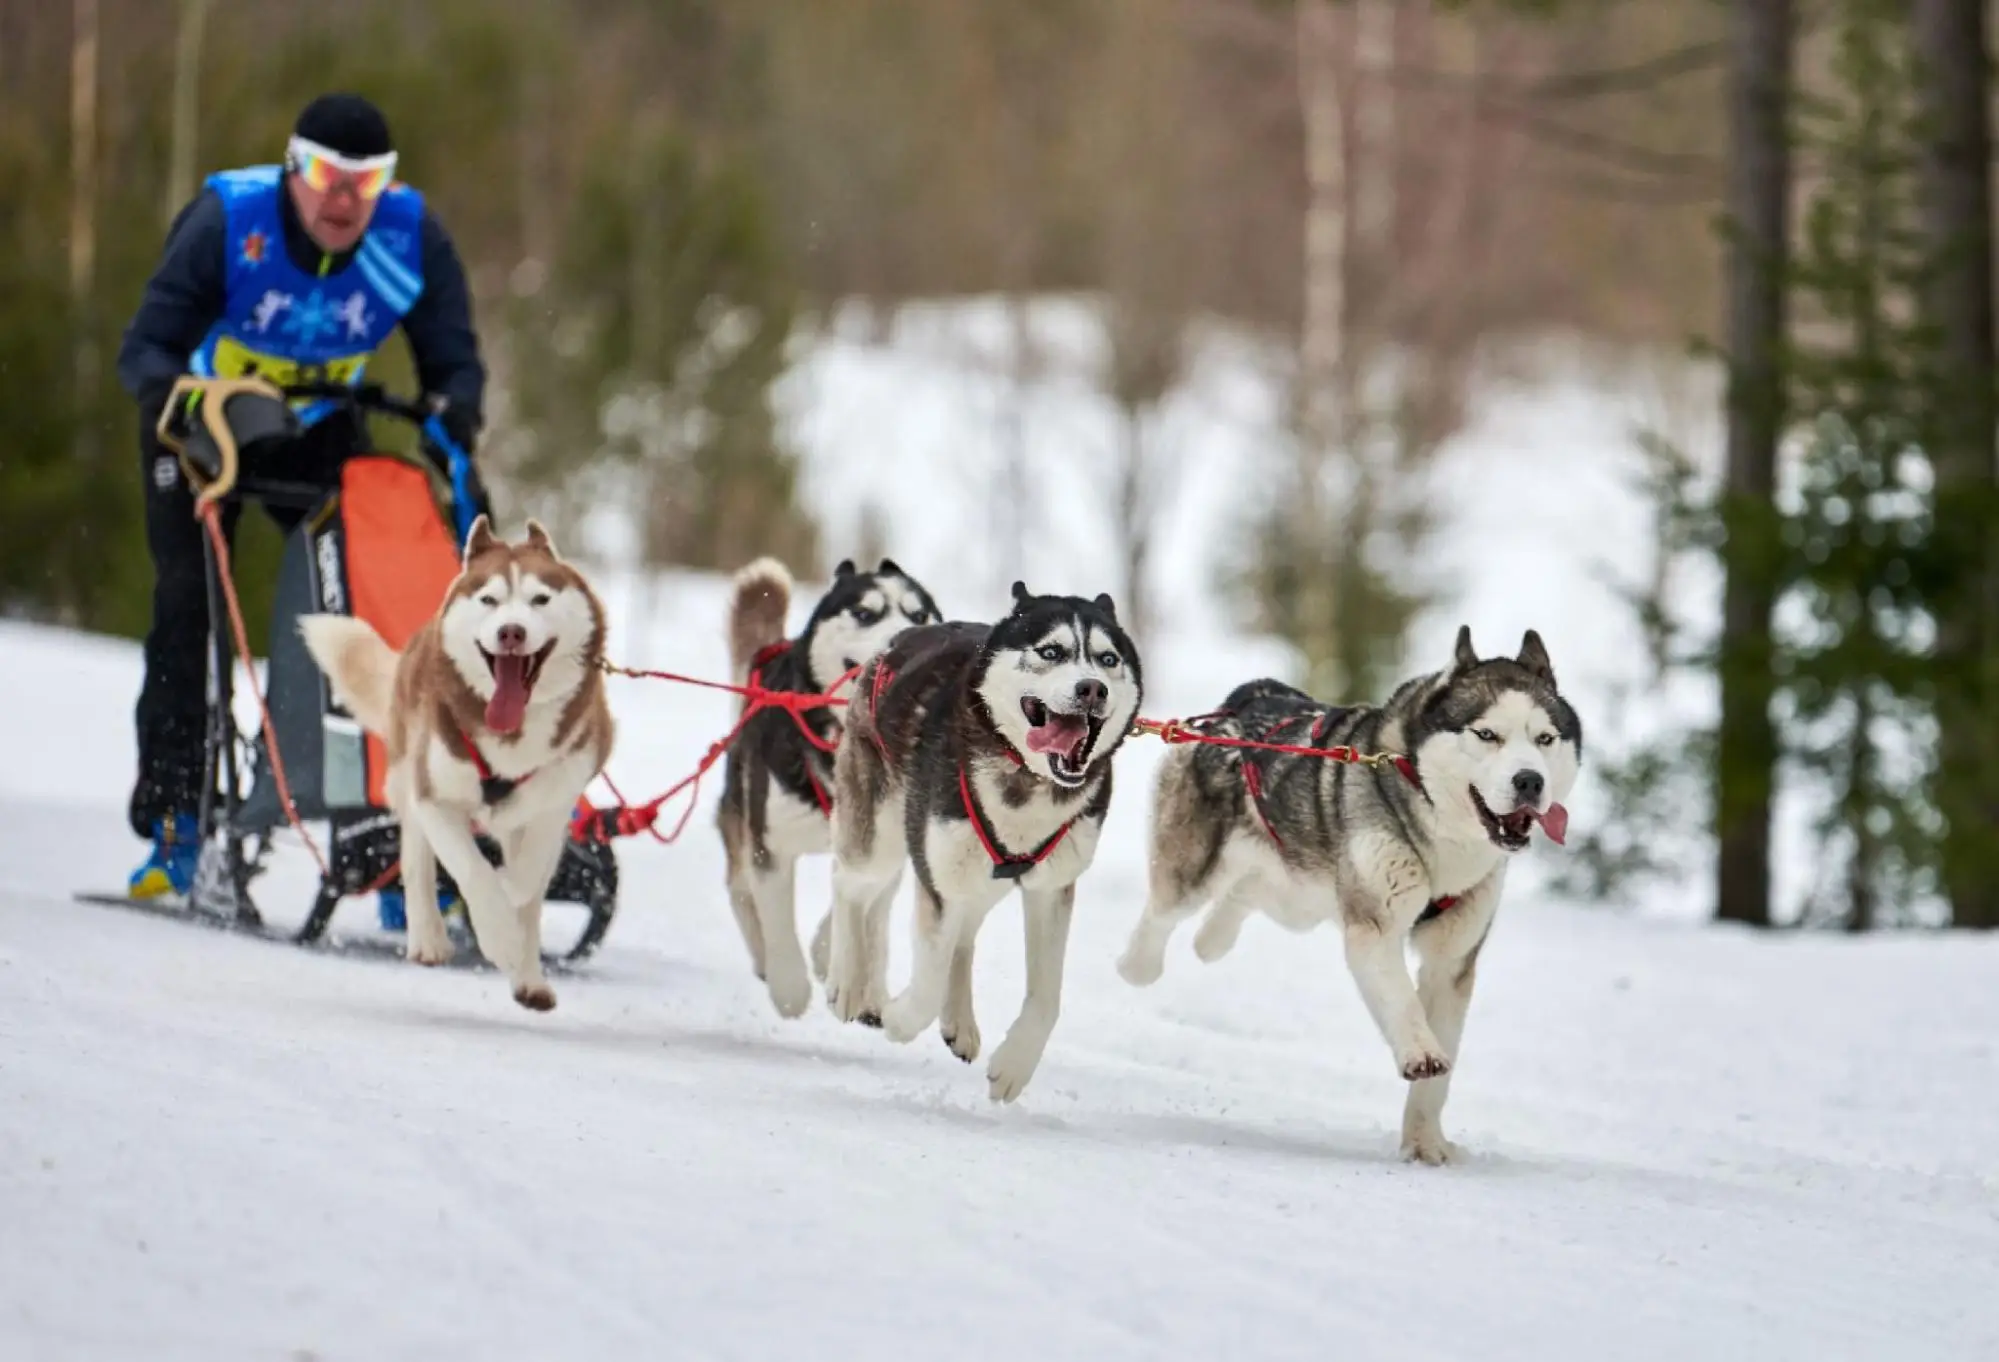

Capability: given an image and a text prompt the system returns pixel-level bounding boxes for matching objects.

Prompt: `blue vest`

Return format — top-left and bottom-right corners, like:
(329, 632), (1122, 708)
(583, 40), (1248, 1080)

(190, 165), (427, 427)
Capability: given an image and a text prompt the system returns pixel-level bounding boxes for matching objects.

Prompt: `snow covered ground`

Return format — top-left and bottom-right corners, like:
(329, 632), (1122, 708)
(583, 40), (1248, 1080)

(6, 318), (1998, 1359)
(6, 616), (1999, 1359)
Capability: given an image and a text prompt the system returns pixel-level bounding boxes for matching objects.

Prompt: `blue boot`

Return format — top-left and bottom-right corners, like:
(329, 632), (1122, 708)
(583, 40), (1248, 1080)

(128, 814), (199, 900)
(377, 886), (462, 932)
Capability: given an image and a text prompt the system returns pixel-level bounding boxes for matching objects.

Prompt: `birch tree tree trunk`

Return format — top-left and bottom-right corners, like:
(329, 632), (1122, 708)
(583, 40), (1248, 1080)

(1352, 0), (1396, 333)
(165, 0), (213, 224)
(69, 0), (98, 468)
(1292, 0), (1345, 678)
(1097, 0), (1190, 644)
(1297, 0), (1344, 446)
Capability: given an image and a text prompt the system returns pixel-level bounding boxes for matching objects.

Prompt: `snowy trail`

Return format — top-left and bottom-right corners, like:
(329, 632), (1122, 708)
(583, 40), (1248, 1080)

(6, 471), (1999, 1362)
(7, 746), (1999, 1361)
(14, 306), (1999, 1359)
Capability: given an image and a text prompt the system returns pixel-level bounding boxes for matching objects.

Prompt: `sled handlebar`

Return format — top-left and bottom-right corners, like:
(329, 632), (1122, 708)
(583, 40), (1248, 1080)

(159, 377), (482, 543)
(278, 381), (482, 545)
(276, 380), (441, 426)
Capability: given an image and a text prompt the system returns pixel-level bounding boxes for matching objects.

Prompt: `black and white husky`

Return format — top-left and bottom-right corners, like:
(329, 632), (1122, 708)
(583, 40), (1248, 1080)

(821, 582), (1143, 1102)
(1116, 626), (1582, 1163)
(717, 556), (942, 1018)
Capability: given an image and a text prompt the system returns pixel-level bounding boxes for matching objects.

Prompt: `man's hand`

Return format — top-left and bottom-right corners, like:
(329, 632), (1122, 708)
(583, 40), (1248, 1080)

(430, 397), (480, 457)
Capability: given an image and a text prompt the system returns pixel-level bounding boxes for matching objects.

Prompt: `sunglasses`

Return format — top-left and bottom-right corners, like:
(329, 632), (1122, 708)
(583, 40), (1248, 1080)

(286, 136), (398, 200)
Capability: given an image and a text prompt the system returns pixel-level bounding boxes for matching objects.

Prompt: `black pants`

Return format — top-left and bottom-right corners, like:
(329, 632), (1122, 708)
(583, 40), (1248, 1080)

(128, 409), (369, 839)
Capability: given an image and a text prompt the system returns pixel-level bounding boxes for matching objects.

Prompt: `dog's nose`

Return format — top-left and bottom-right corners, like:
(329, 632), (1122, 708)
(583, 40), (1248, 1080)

(497, 623), (528, 652)
(1512, 769), (1545, 804)
(1074, 678), (1108, 711)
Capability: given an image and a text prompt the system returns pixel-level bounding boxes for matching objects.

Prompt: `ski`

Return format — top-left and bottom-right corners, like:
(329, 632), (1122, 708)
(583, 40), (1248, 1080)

(66, 890), (581, 972)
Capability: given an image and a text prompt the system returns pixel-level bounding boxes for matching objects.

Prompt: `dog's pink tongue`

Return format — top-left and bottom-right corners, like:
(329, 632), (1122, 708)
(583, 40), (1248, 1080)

(486, 655), (530, 735)
(1025, 715), (1088, 758)
(1538, 802), (1569, 846)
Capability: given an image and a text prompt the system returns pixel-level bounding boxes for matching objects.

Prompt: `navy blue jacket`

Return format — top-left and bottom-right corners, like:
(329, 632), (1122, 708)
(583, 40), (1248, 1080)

(117, 177), (486, 444)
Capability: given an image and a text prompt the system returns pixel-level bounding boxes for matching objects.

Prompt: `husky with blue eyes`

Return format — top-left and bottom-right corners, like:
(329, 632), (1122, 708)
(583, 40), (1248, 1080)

(1115, 626), (1582, 1164)
(820, 581), (1143, 1103)
(717, 555), (943, 1019)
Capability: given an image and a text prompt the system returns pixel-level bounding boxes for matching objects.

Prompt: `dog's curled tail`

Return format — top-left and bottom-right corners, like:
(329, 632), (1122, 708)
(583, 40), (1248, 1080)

(727, 556), (793, 693)
(297, 614), (398, 736)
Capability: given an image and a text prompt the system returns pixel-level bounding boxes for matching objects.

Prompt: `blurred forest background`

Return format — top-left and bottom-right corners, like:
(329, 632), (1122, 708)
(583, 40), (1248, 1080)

(2, 0), (1996, 933)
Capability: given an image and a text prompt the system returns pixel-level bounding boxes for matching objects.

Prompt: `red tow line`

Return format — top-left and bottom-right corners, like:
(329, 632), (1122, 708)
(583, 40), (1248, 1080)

(571, 643), (853, 846)
(580, 655), (1450, 915)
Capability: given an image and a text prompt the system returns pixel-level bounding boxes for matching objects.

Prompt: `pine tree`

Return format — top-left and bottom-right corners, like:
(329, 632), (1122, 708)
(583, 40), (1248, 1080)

(1567, 0), (1955, 928)
(1911, 0), (1999, 930)
(1777, 0), (1951, 928)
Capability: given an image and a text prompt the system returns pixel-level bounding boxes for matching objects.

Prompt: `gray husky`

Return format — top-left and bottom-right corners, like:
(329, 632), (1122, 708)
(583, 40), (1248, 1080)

(718, 555), (943, 1019)
(821, 582), (1143, 1102)
(1115, 626), (1580, 1163)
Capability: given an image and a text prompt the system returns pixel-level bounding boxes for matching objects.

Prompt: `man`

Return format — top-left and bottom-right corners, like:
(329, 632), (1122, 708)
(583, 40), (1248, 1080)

(117, 92), (490, 930)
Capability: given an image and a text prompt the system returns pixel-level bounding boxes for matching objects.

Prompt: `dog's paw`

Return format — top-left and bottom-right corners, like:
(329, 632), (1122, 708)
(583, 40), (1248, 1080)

(406, 928), (455, 967)
(825, 974), (872, 1025)
(878, 997), (929, 1044)
(985, 1036), (1045, 1104)
(1399, 1131), (1460, 1166)
(941, 986), (980, 1061)
(766, 965), (813, 1020)
(1114, 943), (1164, 988)
(1398, 1049), (1452, 1082)
(1192, 915), (1243, 964)
(941, 1018), (981, 1064)
(513, 981), (557, 1012)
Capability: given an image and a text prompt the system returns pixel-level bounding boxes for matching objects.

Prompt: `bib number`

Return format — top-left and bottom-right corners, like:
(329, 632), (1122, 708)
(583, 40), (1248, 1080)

(210, 334), (368, 392)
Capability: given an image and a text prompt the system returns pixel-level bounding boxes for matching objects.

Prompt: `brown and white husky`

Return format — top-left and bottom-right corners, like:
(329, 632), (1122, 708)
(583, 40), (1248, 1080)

(299, 516), (614, 1011)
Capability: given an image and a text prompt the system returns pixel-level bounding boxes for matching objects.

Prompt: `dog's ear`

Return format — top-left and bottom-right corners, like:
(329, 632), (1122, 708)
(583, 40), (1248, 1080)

(1517, 629), (1555, 685)
(1451, 624), (1479, 674)
(463, 515), (497, 564)
(834, 558), (856, 578)
(1094, 592), (1118, 621)
(523, 518), (559, 558)
(876, 557), (901, 577)
(1011, 580), (1031, 605)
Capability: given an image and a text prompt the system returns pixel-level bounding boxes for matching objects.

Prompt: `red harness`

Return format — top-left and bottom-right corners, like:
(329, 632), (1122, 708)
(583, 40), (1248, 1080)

(957, 765), (1073, 881)
(869, 659), (1080, 881)
(866, 660), (898, 762)
(801, 765), (833, 818)
(458, 729), (530, 806)
(1235, 711), (1460, 918)
(748, 640), (838, 818)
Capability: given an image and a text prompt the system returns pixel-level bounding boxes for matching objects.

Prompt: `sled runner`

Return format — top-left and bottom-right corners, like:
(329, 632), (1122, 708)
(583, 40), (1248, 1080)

(77, 377), (619, 966)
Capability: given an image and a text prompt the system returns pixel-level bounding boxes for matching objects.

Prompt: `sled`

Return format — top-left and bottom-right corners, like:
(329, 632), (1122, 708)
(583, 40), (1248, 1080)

(81, 377), (619, 966)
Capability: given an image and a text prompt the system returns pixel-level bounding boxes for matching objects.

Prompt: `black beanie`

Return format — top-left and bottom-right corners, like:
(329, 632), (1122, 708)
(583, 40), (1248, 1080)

(293, 93), (393, 158)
